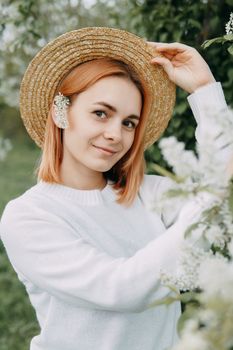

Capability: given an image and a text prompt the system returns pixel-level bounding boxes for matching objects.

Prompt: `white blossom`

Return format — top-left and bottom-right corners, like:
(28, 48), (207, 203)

(159, 107), (233, 197)
(161, 242), (213, 291)
(172, 332), (209, 350)
(0, 3), (20, 18)
(198, 258), (233, 301)
(204, 225), (226, 248)
(225, 12), (233, 35)
(2, 23), (17, 46)
(159, 136), (198, 178)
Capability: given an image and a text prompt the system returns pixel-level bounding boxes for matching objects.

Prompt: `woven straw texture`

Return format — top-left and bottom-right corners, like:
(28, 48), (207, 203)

(19, 27), (176, 149)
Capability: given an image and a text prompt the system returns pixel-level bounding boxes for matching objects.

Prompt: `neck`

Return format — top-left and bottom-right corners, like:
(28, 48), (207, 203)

(59, 159), (107, 191)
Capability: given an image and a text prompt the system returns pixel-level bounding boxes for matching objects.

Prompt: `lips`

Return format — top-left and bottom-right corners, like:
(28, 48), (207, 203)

(93, 145), (118, 154)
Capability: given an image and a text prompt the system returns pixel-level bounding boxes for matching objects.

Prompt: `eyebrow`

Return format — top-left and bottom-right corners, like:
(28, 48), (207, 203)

(93, 101), (140, 120)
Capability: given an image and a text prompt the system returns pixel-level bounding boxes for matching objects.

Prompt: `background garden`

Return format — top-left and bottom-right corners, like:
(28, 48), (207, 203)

(0, 0), (233, 349)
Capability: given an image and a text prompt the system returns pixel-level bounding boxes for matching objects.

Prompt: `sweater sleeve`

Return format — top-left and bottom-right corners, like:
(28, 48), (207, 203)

(0, 197), (189, 313)
(143, 82), (232, 228)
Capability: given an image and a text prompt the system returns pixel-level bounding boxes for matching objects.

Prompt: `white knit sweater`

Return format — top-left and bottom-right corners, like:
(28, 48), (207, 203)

(0, 83), (229, 350)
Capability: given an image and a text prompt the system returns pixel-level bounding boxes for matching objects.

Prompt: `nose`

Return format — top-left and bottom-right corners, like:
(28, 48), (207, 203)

(103, 120), (122, 143)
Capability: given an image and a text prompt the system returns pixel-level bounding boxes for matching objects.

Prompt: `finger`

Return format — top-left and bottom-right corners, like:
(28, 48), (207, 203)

(160, 52), (175, 60)
(150, 56), (174, 78)
(149, 46), (175, 60)
(148, 45), (183, 59)
(151, 42), (191, 52)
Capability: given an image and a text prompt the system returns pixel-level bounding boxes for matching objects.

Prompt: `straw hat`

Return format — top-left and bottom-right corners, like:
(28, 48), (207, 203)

(19, 26), (176, 149)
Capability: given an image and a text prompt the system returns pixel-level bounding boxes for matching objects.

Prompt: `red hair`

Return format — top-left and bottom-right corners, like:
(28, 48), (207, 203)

(35, 58), (152, 207)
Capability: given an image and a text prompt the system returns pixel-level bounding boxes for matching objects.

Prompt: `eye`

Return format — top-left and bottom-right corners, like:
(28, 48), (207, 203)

(123, 120), (137, 129)
(93, 110), (107, 119)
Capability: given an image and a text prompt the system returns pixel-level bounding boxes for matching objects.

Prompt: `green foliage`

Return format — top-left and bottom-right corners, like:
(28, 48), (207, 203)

(202, 33), (233, 56)
(0, 242), (39, 350)
(126, 0), (233, 172)
(0, 141), (40, 349)
(0, 141), (40, 213)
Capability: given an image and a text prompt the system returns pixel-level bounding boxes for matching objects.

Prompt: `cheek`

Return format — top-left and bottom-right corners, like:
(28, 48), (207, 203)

(124, 132), (135, 150)
(63, 128), (83, 152)
(67, 120), (90, 143)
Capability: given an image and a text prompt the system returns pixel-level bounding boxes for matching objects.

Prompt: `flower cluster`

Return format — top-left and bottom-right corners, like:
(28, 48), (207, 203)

(158, 106), (233, 195)
(225, 12), (233, 35)
(160, 243), (215, 291)
(172, 259), (233, 350)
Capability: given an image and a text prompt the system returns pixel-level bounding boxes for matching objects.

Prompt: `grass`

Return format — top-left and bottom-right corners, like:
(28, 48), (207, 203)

(0, 139), (41, 350)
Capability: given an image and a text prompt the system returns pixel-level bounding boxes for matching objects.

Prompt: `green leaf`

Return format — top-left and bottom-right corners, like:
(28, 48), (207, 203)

(187, 126), (195, 138)
(177, 304), (199, 334)
(151, 163), (183, 182)
(227, 44), (233, 56)
(227, 68), (233, 81)
(147, 294), (181, 309)
(202, 37), (226, 49)
(164, 188), (189, 198)
(228, 178), (233, 213)
(175, 102), (187, 115)
(188, 19), (202, 30)
(224, 34), (233, 41)
(184, 222), (201, 238)
(180, 291), (200, 304)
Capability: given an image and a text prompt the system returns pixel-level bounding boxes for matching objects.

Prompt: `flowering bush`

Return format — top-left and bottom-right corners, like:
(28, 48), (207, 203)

(152, 106), (233, 350)
(155, 106), (233, 291)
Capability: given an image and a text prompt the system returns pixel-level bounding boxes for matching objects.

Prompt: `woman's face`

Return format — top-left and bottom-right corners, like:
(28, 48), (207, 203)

(59, 75), (142, 181)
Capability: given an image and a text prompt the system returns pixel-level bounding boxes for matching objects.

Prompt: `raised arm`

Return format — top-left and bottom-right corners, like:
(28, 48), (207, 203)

(0, 195), (207, 314)
(145, 42), (233, 227)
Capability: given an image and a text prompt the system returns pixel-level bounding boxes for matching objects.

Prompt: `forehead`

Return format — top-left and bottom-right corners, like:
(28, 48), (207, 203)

(91, 75), (137, 89)
(81, 76), (142, 110)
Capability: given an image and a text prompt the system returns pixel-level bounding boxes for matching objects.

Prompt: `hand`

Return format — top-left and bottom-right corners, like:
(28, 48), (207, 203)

(147, 41), (216, 94)
(177, 191), (222, 244)
(178, 191), (221, 225)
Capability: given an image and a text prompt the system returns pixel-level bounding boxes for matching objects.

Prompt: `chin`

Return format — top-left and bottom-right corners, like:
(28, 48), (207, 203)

(91, 163), (116, 172)
(95, 165), (114, 172)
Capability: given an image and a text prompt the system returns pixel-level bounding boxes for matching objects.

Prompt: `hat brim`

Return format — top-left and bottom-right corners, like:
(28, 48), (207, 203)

(19, 27), (176, 149)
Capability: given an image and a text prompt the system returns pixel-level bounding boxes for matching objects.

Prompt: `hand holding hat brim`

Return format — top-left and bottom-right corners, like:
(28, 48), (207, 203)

(20, 27), (176, 149)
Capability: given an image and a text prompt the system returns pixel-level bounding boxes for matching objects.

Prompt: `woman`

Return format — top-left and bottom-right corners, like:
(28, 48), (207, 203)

(0, 27), (229, 350)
